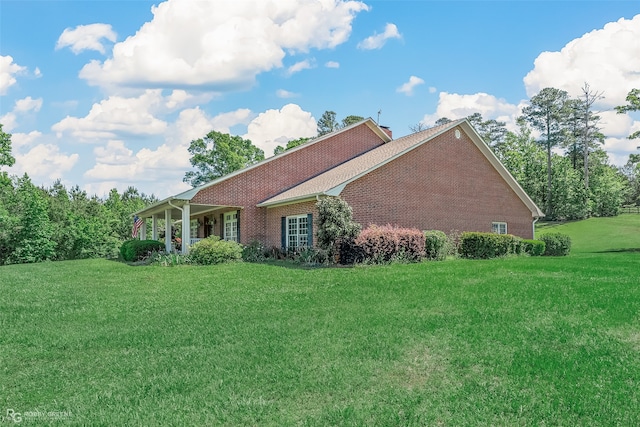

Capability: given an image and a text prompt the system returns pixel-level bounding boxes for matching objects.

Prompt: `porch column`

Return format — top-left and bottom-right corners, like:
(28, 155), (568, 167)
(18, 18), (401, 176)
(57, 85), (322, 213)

(139, 220), (147, 240)
(181, 203), (190, 254)
(151, 214), (159, 240)
(165, 208), (172, 252)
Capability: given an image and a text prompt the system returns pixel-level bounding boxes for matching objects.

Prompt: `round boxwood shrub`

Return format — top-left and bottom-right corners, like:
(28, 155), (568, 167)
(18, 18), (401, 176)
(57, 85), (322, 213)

(424, 230), (448, 261)
(120, 239), (165, 261)
(189, 236), (242, 265)
(539, 233), (571, 256)
(459, 232), (523, 259)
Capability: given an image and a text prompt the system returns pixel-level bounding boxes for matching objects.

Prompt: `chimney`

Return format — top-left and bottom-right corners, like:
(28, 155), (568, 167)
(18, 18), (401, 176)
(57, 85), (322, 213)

(379, 125), (392, 139)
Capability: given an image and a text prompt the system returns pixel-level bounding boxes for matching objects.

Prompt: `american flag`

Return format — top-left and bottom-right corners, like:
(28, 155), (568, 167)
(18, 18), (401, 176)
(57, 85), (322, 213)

(132, 215), (143, 238)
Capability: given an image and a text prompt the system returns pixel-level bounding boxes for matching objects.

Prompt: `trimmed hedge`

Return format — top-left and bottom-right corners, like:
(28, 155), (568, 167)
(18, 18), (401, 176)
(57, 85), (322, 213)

(424, 230), (448, 261)
(189, 236), (243, 265)
(539, 233), (572, 256)
(459, 232), (523, 259)
(120, 239), (165, 261)
(522, 239), (546, 256)
(353, 224), (425, 264)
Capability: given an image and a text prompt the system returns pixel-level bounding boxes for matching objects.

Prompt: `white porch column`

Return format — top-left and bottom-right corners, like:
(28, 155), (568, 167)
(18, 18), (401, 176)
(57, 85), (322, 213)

(181, 203), (190, 254)
(139, 220), (147, 240)
(152, 214), (159, 240)
(165, 208), (172, 252)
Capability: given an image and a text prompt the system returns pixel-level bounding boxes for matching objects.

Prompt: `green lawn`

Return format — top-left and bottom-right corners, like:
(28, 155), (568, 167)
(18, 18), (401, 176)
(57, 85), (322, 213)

(1, 216), (639, 425)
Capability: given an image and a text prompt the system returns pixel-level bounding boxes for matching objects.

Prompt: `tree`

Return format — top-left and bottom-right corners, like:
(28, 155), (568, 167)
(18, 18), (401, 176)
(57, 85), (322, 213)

(615, 88), (640, 139)
(315, 196), (361, 262)
(408, 122), (428, 133)
(184, 131), (265, 187)
(273, 137), (312, 155)
(620, 154), (640, 206)
(0, 123), (15, 168)
(434, 117), (452, 126)
(341, 115), (364, 128)
(521, 87), (570, 218)
(317, 111), (339, 136)
(466, 113), (507, 149)
(577, 83), (605, 191)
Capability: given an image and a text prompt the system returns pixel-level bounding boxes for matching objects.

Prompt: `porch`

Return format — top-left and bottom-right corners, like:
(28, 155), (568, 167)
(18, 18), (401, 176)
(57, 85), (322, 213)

(134, 198), (242, 254)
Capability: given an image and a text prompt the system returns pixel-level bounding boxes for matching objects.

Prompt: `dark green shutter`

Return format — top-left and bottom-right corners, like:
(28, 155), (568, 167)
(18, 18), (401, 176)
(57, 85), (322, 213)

(281, 217), (286, 249)
(307, 213), (313, 247)
(220, 214), (224, 238)
(236, 210), (241, 243)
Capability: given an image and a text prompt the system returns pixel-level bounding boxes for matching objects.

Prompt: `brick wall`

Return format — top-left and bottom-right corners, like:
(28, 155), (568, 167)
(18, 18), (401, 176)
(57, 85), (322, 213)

(339, 126), (535, 239)
(190, 123), (385, 244)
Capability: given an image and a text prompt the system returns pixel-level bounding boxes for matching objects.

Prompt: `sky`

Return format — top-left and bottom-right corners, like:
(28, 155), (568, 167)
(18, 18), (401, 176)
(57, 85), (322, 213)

(1, 0), (639, 199)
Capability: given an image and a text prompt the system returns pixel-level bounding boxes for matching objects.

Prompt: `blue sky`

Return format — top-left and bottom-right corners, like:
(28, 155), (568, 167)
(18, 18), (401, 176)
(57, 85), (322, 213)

(1, 0), (639, 198)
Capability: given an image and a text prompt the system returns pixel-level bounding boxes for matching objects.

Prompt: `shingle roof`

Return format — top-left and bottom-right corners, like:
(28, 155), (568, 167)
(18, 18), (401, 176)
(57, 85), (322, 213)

(257, 119), (465, 207)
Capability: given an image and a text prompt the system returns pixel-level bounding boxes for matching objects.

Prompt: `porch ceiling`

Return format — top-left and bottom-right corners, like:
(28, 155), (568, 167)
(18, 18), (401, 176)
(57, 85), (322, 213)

(135, 199), (242, 220)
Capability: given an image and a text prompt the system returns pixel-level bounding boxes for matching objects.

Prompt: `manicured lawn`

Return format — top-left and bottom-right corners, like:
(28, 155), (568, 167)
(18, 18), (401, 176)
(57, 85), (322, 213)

(1, 216), (639, 425)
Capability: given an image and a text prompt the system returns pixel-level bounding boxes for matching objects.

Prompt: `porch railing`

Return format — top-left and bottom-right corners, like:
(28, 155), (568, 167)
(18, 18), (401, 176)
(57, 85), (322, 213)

(189, 238), (203, 246)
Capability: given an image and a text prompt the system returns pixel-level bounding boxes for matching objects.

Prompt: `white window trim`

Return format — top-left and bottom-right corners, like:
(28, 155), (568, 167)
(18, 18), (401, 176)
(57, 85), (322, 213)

(224, 211), (238, 242)
(286, 214), (309, 250)
(492, 221), (507, 235)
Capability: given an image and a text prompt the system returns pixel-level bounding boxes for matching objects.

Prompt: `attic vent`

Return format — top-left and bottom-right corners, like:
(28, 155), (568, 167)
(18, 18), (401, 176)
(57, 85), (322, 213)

(455, 129), (461, 139)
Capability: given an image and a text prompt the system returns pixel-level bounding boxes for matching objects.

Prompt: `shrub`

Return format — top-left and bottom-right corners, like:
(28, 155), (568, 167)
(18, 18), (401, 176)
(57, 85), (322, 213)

(424, 230), (448, 261)
(189, 236), (243, 265)
(315, 197), (361, 262)
(242, 240), (267, 262)
(150, 252), (191, 267)
(294, 247), (330, 266)
(522, 239), (546, 256)
(353, 224), (425, 264)
(120, 239), (165, 262)
(459, 232), (523, 259)
(539, 233), (571, 256)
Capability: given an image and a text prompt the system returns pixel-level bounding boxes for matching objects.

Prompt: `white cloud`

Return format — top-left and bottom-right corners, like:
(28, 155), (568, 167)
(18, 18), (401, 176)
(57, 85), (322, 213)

(287, 59), (315, 75)
(79, 0), (368, 90)
(243, 103), (316, 156)
(56, 23), (117, 54)
(11, 131), (42, 149)
(51, 90), (169, 141)
(8, 143), (79, 181)
(422, 92), (522, 129)
(524, 14), (640, 108)
(0, 55), (26, 95)
(396, 75), (424, 96)
(357, 23), (401, 50)
(428, 86), (437, 94)
(325, 61), (340, 68)
(14, 96), (42, 113)
(276, 89), (299, 98)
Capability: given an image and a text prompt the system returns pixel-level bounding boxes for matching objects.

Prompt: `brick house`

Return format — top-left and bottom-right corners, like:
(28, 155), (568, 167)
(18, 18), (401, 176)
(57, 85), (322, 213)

(134, 118), (544, 253)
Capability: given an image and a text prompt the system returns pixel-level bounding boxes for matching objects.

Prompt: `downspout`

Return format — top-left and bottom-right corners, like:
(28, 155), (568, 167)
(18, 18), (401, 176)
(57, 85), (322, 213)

(532, 218), (539, 240)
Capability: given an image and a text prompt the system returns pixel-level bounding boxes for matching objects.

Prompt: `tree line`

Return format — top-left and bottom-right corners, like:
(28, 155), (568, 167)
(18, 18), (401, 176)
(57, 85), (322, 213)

(0, 87), (638, 264)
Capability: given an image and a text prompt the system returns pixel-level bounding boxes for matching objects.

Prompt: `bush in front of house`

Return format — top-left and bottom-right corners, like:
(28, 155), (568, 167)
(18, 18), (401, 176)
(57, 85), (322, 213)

(120, 239), (165, 262)
(353, 224), (425, 264)
(242, 240), (267, 262)
(539, 233), (572, 256)
(315, 197), (361, 262)
(459, 232), (523, 259)
(189, 236), (243, 265)
(424, 230), (448, 261)
(522, 239), (546, 256)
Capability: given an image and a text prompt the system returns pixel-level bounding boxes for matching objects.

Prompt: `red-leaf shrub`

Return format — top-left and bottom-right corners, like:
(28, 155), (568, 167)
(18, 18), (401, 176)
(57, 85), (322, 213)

(353, 224), (425, 264)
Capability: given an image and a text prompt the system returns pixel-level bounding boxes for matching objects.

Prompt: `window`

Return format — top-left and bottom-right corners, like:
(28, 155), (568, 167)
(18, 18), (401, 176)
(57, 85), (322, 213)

(190, 219), (199, 239)
(287, 215), (309, 250)
(492, 222), (507, 235)
(224, 212), (238, 242)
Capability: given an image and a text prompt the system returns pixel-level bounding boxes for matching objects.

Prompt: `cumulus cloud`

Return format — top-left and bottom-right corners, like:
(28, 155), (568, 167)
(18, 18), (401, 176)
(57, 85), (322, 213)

(79, 0), (368, 90)
(357, 23), (401, 50)
(51, 90), (169, 141)
(396, 76), (424, 96)
(422, 92), (522, 129)
(524, 14), (640, 107)
(0, 96), (44, 131)
(9, 132), (80, 182)
(325, 61), (340, 68)
(243, 103), (316, 156)
(287, 59), (315, 75)
(56, 23), (117, 54)
(428, 86), (437, 94)
(0, 55), (26, 95)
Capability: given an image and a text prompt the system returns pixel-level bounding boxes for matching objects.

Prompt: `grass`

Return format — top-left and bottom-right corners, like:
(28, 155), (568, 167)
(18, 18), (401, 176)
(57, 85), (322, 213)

(1, 215), (639, 425)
